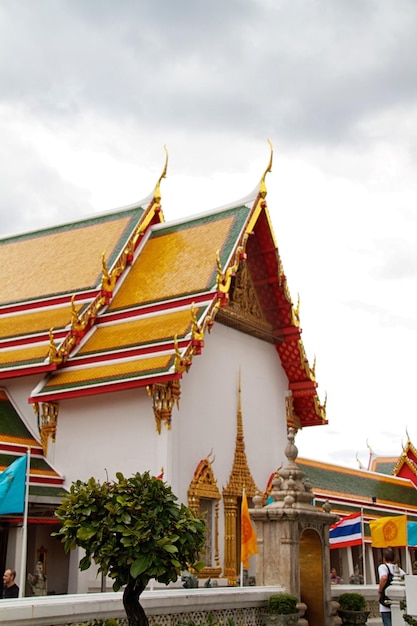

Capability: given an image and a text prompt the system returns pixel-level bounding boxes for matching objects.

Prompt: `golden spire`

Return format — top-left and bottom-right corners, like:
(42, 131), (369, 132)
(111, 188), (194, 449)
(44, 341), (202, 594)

(259, 139), (273, 199)
(153, 145), (168, 205)
(223, 370), (259, 497)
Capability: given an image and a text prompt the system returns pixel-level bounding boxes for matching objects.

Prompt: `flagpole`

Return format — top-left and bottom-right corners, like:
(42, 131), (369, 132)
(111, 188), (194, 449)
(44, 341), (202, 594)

(18, 448), (30, 598)
(361, 507), (367, 585)
(240, 487), (244, 587)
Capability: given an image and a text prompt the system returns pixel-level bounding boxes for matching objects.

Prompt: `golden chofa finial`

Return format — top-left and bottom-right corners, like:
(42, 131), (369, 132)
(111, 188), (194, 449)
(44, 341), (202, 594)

(48, 328), (60, 364)
(259, 139), (273, 199)
(153, 145), (169, 205)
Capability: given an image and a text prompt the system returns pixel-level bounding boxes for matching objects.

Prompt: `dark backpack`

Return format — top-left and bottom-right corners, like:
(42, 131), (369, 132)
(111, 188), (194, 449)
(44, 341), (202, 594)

(379, 564), (394, 606)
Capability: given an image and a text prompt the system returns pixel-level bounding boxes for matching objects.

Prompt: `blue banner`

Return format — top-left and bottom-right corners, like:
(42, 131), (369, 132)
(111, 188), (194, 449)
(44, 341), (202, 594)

(0, 455), (27, 515)
(408, 522), (417, 547)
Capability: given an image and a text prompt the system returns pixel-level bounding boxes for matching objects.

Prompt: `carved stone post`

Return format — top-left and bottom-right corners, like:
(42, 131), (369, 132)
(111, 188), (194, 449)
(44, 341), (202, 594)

(251, 429), (340, 626)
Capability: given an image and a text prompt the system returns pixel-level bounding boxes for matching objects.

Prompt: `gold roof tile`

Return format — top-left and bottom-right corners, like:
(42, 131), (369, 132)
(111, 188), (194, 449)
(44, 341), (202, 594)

(109, 217), (234, 310)
(1, 216), (133, 304)
(0, 343), (48, 367)
(78, 308), (195, 354)
(0, 307), (73, 339)
(42, 354), (172, 390)
(0, 433), (39, 447)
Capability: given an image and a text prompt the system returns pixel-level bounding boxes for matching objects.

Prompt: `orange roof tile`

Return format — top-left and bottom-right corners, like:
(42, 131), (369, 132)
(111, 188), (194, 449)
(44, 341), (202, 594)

(78, 308), (195, 355)
(2, 216), (134, 304)
(41, 353), (173, 392)
(0, 306), (73, 340)
(109, 215), (235, 310)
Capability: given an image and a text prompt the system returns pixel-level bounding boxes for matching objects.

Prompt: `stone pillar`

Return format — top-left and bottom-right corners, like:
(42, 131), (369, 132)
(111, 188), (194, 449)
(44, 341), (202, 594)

(251, 429), (340, 626)
(390, 564), (406, 626)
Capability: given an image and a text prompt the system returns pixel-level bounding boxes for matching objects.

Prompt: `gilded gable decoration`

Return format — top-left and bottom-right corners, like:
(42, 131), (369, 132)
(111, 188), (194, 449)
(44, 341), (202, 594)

(33, 401), (59, 456)
(191, 302), (204, 355)
(48, 329), (60, 364)
(286, 394), (301, 431)
(146, 379), (181, 434)
(392, 437), (417, 478)
(216, 248), (242, 308)
(188, 453), (221, 577)
(217, 260), (274, 342)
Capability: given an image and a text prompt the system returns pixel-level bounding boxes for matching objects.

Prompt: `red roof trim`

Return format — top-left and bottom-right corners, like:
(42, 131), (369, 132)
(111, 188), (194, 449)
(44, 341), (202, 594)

(29, 371), (183, 403)
(0, 290), (98, 315)
(0, 363), (57, 379)
(0, 329), (68, 350)
(0, 443), (43, 455)
(101, 292), (215, 324)
(30, 475), (65, 486)
(69, 339), (190, 367)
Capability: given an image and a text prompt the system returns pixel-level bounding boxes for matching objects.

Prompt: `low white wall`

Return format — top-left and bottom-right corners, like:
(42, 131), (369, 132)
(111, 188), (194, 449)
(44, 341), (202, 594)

(0, 585), (281, 626)
(405, 574), (417, 615)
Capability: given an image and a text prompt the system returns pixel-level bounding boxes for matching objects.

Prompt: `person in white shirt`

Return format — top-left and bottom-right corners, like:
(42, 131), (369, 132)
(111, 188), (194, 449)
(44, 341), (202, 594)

(378, 547), (405, 626)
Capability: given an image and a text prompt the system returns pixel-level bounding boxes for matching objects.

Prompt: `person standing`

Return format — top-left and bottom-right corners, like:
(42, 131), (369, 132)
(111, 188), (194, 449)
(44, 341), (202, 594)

(378, 548), (405, 626)
(330, 567), (343, 584)
(2, 569), (19, 598)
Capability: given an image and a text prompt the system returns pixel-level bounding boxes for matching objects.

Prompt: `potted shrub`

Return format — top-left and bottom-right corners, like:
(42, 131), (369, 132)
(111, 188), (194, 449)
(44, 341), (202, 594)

(264, 593), (299, 626)
(337, 592), (370, 625)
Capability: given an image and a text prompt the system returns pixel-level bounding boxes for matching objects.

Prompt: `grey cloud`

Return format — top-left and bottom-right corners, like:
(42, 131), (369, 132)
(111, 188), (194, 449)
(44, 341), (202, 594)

(0, 131), (93, 234)
(1, 0), (416, 149)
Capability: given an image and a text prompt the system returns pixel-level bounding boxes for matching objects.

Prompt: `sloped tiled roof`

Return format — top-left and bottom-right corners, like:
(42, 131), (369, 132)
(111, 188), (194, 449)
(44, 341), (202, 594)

(1, 153), (326, 429)
(369, 457), (398, 476)
(296, 457), (417, 519)
(0, 199), (164, 379)
(0, 390), (66, 510)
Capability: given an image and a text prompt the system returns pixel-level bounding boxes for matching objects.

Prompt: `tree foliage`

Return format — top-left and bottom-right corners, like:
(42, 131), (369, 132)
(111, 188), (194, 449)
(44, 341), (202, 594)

(54, 471), (206, 626)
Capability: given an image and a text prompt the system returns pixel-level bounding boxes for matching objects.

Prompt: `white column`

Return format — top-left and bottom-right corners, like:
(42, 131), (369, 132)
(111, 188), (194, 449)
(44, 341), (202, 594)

(346, 547), (354, 581)
(367, 545), (376, 584)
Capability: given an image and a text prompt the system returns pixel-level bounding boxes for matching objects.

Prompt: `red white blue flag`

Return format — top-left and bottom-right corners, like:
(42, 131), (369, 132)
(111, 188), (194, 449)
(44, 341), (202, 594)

(330, 513), (362, 549)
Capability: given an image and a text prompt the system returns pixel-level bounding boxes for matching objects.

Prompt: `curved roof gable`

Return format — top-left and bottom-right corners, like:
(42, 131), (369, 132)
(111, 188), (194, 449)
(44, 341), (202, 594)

(30, 162), (326, 429)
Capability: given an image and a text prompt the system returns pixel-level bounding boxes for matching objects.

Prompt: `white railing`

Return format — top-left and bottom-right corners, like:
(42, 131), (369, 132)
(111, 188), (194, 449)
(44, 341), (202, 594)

(0, 585), (281, 626)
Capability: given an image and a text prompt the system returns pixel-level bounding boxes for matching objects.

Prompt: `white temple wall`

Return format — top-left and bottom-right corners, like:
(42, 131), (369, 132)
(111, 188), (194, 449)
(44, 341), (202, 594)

(52, 387), (160, 486)
(39, 322), (289, 495)
(171, 322), (289, 504)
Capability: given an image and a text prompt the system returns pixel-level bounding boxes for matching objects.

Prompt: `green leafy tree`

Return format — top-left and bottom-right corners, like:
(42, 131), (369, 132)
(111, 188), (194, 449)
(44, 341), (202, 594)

(54, 471), (206, 626)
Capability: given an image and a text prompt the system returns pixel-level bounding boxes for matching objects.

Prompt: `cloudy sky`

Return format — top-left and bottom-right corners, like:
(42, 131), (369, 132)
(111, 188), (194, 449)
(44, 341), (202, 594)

(1, 0), (417, 469)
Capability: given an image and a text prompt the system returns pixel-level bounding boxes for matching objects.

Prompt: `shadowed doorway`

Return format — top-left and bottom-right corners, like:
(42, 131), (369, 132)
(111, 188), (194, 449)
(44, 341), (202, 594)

(300, 528), (324, 624)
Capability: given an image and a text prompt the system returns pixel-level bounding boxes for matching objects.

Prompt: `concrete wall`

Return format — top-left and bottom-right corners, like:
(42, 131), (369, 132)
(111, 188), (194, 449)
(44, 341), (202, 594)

(0, 586), (281, 626)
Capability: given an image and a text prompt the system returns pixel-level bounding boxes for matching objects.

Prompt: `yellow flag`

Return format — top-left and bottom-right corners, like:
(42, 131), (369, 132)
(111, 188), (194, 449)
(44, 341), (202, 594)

(369, 515), (407, 547)
(241, 490), (258, 568)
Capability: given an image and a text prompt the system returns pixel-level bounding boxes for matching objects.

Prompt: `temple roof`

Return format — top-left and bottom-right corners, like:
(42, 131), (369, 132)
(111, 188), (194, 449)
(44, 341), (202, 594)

(1, 157), (326, 429)
(296, 457), (417, 518)
(0, 389), (66, 514)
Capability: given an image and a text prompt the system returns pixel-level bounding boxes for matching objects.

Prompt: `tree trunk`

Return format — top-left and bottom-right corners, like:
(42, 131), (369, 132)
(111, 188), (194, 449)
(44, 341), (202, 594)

(123, 580), (149, 626)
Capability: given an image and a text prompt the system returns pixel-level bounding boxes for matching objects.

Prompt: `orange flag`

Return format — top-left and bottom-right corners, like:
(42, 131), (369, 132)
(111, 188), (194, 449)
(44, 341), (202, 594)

(241, 490), (258, 568)
(369, 515), (407, 547)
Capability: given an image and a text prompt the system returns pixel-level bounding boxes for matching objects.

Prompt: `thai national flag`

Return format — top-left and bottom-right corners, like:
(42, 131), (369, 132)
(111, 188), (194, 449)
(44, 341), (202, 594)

(330, 513), (362, 549)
